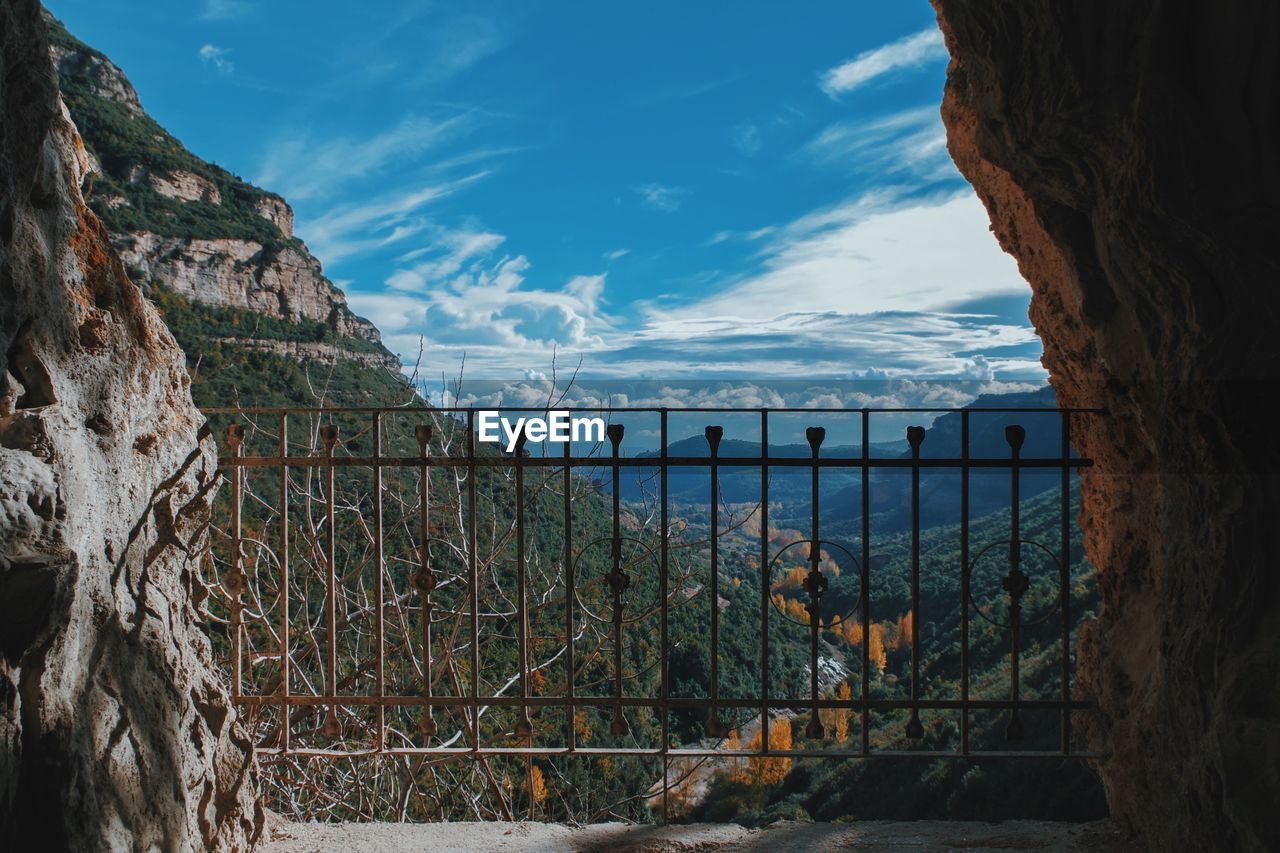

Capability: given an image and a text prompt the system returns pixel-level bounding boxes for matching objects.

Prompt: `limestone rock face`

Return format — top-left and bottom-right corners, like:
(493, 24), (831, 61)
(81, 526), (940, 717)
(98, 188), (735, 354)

(115, 232), (383, 343)
(141, 168), (223, 205)
(253, 194), (294, 239)
(0, 1), (262, 848)
(49, 18), (390, 363)
(48, 34), (141, 116)
(932, 1), (1280, 850)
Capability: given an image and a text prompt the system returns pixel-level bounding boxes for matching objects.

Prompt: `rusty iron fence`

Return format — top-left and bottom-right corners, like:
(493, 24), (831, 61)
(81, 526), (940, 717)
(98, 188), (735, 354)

(205, 404), (1102, 814)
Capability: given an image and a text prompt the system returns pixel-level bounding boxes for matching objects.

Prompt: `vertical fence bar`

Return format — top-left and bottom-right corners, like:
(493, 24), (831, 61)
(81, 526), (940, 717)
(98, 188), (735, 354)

(467, 410), (479, 751)
(804, 427), (827, 739)
(373, 412), (385, 750)
(278, 414), (289, 751)
(513, 436), (532, 819)
(759, 411), (770, 755)
(960, 410), (970, 756)
(1061, 412), (1072, 754)
(415, 425), (436, 740)
(860, 410), (870, 756)
(606, 424), (629, 736)
(705, 425), (726, 738)
(905, 425), (925, 739)
(1004, 425), (1027, 741)
(660, 409), (670, 822)
(563, 438), (575, 752)
(320, 423), (340, 738)
(514, 434), (533, 741)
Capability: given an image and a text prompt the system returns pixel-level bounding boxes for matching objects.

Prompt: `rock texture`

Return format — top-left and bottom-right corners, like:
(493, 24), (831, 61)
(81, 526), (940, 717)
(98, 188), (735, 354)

(115, 232), (382, 342)
(46, 11), (395, 370)
(48, 32), (141, 116)
(1, 1), (262, 848)
(210, 336), (402, 371)
(932, 1), (1280, 850)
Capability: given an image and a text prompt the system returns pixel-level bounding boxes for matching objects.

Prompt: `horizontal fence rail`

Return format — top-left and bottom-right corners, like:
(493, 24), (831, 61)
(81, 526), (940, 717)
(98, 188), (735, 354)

(207, 405), (1102, 816)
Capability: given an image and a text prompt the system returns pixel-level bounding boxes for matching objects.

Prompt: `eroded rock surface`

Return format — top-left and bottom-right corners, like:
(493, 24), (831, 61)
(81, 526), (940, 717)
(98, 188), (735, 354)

(1, 0), (262, 848)
(114, 232), (385, 345)
(932, 1), (1280, 850)
(48, 14), (389, 359)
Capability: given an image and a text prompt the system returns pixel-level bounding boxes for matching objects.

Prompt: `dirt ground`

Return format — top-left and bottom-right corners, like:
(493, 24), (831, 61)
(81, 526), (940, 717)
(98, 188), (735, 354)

(264, 819), (1133, 852)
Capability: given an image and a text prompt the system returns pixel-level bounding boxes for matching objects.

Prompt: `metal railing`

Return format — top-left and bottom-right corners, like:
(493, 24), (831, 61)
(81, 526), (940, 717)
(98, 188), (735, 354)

(207, 404), (1102, 813)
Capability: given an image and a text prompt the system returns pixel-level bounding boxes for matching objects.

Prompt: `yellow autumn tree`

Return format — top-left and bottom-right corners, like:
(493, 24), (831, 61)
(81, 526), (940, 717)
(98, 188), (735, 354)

(833, 681), (851, 743)
(835, 617), (864, 646)
(818, 681), (853, 743)
(724, 729), (748, 783)
(785, 598), (809, 624)
(748, 718), (793, 786)
(868, 623), (887, 672)
(896, 610), (915, 651)
(529, 765), (547, 804)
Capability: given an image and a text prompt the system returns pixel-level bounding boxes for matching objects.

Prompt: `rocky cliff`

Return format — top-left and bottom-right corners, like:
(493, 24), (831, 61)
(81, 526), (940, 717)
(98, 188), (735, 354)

(932, 1), (1280, 850)
(46, 14), (406, 388)
(0, 0), (262, 847)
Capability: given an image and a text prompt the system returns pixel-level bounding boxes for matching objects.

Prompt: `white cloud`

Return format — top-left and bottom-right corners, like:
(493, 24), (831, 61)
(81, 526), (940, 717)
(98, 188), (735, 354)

(604, 249), (630, 262)
(256, 114), (472, 201)
(198, 44), (234, 74)
(662, 190), (1021, 322)
(298, 173), (488, 264)
(386, 227), (508, 289)
(635, 183), (689, 212)
(200, 0), (249, 21)
(443, 378), (1045, 416)
(350, 259), (611, 369)
(407, 15), (507, 87)
(820, 28), (947, 97)
(351, 188), (1041, 382)
(802, 106), (952, 180)
(731, 123), (761, 156)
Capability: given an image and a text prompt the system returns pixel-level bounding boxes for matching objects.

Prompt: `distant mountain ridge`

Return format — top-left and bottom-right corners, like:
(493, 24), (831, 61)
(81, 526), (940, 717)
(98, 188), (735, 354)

(619, 386), (1071, 535)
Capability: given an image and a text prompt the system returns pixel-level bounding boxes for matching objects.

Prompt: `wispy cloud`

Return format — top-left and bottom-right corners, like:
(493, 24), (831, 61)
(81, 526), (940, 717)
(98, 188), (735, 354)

(356, 190), (1039, 382)
(198, 44), (234, 74)
(386, 227), (508, 289)
(351, 259), (611, 367)
(299, 173), (489, 264)
(604, 249), (630, 262)
(256, 114), (473, 201)
(200, 0), (250, 21)
(731, 123), (761, 156)
(820, 28), (947, 97)
(406, 15), (508, 87)
(635, 183), (689, 213)
(436, 378), (1045, 422)
(801, 105), (952, 180)
(665, 190), (1022, 321)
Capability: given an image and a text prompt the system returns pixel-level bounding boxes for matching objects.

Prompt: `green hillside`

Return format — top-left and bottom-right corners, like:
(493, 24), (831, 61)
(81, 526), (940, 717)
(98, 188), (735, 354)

(686, 485), (1106, 825)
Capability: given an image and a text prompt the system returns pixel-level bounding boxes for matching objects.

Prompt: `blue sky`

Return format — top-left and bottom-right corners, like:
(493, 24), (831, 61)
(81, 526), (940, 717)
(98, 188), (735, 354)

(47, 0), (1045, 397)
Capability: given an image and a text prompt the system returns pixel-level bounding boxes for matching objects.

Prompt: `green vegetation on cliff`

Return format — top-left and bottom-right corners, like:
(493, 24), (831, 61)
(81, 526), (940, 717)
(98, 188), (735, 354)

(46, 16), (288, 245)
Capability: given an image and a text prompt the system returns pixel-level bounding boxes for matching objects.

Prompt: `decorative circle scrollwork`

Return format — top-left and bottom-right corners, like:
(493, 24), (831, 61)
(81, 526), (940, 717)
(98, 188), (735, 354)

(767, 539), (862, 628)
(572, 535), (660, 625)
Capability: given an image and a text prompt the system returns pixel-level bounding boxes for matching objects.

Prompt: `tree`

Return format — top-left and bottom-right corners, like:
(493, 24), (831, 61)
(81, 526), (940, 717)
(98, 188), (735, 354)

(529, 765), (548, 804)
(869, 623), (888, 672)
(748, 718), (793, 786)
(834, 682), (851, 743)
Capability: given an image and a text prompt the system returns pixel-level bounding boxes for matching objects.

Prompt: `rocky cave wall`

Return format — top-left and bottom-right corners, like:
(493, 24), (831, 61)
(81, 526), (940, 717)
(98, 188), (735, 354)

(932, 1), (1280, 850)
(0, 1), (261, 848)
